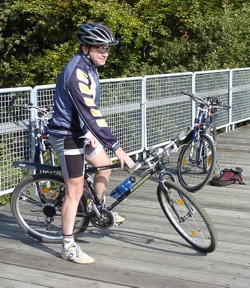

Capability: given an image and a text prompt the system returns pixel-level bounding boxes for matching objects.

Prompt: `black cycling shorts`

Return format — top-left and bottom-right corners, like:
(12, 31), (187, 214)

(49, 135), (102, 178)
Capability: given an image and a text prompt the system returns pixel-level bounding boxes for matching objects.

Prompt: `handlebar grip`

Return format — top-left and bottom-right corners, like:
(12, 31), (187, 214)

(12, 104), (27, 108)
(12, 103), (33, 108)
(182, 91), (195, 98)
(127, 162), (143, 173)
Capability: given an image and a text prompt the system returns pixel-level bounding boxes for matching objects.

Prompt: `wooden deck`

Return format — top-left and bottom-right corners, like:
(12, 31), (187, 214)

(0, 125), (250, 288)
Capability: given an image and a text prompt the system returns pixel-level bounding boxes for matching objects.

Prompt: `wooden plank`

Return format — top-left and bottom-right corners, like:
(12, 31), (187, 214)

(0, 124), (250, 288)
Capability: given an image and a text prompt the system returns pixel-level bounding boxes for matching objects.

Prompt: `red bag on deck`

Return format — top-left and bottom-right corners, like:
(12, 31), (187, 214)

(210, 167), (246, 187)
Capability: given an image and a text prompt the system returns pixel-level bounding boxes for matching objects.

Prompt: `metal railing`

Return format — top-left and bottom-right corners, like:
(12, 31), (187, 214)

(1, 68), (250, 196)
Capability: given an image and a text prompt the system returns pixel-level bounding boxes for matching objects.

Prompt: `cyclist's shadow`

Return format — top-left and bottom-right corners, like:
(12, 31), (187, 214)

(78, 226), (207, 257)
(0, 210), (206, 258)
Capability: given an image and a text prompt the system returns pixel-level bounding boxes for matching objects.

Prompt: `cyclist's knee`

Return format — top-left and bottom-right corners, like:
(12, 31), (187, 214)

(64, 176), (84, 199)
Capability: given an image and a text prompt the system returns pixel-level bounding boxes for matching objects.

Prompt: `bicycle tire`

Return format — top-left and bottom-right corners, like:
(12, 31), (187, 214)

(177, 134), (216, 192)
(11, 173), (89, 243)
(157, 180), (217, 253)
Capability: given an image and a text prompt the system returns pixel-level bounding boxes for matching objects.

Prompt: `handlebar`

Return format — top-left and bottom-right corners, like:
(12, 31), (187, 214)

(12, 103), (53, 116)
(128, 137), (180, 173)
(9, 94), (53, 115)
(182, 91), (231, 110)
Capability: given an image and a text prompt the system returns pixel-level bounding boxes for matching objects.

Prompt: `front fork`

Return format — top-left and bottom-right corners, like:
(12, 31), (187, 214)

(159, 180), (193, 222)
(189, 130), (206, 165)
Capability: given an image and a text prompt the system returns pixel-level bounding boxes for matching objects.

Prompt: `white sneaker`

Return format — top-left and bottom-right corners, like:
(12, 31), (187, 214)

(102, 197), (125, 224)
(113, 212), (125, 224)
(61, 243), (94, 264)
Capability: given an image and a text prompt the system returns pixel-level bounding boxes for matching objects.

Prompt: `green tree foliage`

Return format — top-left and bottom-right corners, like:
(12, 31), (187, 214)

(0, 0), (250, 88)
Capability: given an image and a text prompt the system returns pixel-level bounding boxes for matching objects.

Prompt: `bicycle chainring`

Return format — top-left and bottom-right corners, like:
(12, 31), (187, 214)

(90, 208), (114, 230)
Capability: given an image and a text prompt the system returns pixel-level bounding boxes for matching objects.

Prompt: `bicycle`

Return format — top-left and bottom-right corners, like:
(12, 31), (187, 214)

(176, 91), (230, 192)
(11, 134), (218, 253)
(11, 102), (56, 171)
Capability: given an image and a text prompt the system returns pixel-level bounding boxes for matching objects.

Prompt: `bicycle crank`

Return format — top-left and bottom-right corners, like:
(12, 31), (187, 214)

(90, 208), (114, 229)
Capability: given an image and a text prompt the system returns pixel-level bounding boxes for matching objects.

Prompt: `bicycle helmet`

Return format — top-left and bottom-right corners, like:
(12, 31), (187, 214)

(76, 23), (119, 46)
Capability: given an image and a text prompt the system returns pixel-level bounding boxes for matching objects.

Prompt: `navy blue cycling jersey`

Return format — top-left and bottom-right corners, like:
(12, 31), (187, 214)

(48, 52), (120, 152)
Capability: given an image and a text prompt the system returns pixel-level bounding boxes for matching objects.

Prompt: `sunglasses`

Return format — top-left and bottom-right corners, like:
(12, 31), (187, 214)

(93, 46), (110, 54)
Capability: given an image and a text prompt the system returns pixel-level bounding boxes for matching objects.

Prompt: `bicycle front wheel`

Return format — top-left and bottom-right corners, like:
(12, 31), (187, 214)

(177, 134), (216, 192)
(157, 180), (217, 253)
(11, 173), (89, 243)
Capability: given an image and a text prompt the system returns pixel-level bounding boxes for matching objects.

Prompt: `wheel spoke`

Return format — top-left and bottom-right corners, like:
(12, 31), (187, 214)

(177, 134), (216, 192)
(11, 174), (89, 243)
(157, 181), (217, 253)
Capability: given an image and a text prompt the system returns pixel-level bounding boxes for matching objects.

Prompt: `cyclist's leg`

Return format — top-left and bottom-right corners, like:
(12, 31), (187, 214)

(85, 142), (112, 201)
(85, 143), (125, 224)
(49, 135), (94, 264)
(62, 176), (84, 235)
(49, 136), (86, 234)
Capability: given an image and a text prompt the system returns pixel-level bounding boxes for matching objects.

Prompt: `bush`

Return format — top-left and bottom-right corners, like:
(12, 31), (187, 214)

(0, 194), (11, 206)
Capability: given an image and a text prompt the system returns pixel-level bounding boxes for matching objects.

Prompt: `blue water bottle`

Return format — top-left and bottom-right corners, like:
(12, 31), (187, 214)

(110, 176), (136, 199)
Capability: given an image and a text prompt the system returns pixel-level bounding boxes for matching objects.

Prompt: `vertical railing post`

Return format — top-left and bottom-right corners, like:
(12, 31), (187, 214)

(191, 73), (196, 128)
(141, 77), (147, 158)
(228, 70), (233, 131)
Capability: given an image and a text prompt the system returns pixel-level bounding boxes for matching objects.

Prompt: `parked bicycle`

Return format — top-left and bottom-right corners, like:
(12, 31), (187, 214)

(11, 102), (56, 171)
(11, 134), (218, 253)
(177, 91), (230, 192)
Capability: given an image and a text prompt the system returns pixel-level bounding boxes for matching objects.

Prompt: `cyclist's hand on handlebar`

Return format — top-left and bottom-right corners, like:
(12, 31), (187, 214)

(114, 147), (135, 169)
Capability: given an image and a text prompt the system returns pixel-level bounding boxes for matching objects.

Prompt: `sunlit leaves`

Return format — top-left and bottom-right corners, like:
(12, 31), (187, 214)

(0, 0), (250, 87)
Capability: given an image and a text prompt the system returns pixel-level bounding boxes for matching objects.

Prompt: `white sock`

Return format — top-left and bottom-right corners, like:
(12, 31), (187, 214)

(63, 235), (74, 249)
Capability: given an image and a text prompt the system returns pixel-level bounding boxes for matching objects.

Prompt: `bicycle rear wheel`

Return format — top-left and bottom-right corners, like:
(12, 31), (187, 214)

(177, 134), (216, 192)
(157, 180), (217, 253)
(11, 173), (89, 243)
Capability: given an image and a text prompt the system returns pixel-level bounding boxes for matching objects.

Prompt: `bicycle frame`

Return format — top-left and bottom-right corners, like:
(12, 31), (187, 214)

(10, 100), (55, 166)
(186, 101), (213, 166)
(35, 131), (55, 165)
(33, 112), (56, 166)
(13, 143), (179, 209)
(13, 156), (181, 214)
(85, 155), (178, 213)
(182, 90), (230, 144)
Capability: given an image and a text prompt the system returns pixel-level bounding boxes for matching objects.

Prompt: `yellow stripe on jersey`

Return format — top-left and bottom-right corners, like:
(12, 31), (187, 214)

(90, 109), (103, 117)
(96, 119), (108, 127)
(84, 97), (95, 106)
(79, 83), (92, 95)
(76, 69), (89, 84)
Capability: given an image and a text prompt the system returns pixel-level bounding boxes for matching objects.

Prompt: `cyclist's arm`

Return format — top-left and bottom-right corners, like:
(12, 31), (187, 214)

(68, 65), (120, 152)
